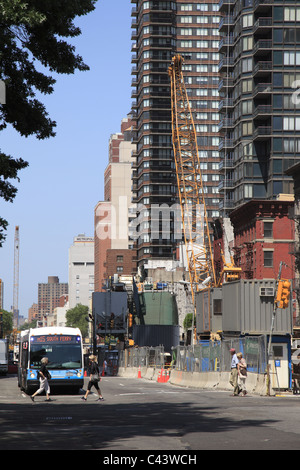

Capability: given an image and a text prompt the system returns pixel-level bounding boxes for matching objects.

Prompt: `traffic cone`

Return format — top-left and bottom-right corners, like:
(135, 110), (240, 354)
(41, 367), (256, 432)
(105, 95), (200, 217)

(157, 369), (162, 383)
(138, 366), (142, 379)
(84, 369), (87, 377)
(165, 370), (170, 382)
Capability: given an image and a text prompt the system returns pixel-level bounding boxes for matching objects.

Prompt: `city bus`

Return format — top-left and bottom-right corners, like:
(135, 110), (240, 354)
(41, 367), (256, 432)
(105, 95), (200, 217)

(18, 326), (84, 394)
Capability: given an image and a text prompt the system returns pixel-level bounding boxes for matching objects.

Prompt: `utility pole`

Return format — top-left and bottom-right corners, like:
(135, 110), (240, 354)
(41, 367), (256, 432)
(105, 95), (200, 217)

(13, 226), (20, 329)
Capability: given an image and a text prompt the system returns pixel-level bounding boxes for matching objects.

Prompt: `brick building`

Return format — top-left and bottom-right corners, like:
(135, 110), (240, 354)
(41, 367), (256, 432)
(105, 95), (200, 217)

(229, 199), (295, 282)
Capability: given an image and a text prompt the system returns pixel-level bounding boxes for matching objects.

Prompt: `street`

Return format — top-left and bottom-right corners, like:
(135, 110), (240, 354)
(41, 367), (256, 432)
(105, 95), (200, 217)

(1, 373), (300, 453)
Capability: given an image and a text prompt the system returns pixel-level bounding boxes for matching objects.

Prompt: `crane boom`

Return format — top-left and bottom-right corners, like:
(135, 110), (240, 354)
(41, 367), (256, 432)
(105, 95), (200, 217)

(13, 226), (19, 328)
(168, 55), (216, 307)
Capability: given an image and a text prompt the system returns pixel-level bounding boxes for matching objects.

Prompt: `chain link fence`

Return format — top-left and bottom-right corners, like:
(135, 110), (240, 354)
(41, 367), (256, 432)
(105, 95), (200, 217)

(172, 336), (267, 374)
(119, 346), (167, 369)
(119, 336), (267, 375)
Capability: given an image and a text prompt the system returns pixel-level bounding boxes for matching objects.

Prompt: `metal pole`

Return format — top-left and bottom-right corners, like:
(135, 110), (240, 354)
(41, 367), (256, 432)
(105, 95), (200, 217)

(267, 261), (283, 395)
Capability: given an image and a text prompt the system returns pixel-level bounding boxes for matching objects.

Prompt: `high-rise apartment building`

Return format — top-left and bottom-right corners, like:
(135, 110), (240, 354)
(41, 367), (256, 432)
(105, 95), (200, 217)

(218, 0), (300, 215)
(131, 0), (222, 271)
(38, 276), (68, 321)
(68, 234), (94, 308)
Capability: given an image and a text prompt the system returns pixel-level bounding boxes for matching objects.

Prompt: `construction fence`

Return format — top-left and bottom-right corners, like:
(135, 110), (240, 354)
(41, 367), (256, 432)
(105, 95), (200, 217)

(119, 336), (267, 375)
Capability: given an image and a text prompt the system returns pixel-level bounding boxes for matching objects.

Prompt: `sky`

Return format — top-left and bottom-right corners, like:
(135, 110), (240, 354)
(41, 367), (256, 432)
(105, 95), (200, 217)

(0, 0), (133, 319)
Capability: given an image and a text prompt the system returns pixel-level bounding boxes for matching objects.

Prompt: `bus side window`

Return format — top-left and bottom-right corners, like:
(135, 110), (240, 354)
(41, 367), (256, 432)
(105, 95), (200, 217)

(22, 346), (28, 369)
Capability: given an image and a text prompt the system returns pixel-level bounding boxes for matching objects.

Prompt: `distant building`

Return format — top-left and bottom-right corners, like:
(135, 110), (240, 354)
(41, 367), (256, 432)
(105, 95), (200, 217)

(38, 276), (68, 323)
(28, 302), (39, 323)
(68, 234), (94, 309)
(94, 115), (136, 291)
(47, 297), (69, 328)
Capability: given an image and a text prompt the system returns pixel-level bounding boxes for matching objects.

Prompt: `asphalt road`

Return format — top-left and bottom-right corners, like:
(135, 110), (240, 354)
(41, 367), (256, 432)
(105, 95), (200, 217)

(1, 373), (300, 454)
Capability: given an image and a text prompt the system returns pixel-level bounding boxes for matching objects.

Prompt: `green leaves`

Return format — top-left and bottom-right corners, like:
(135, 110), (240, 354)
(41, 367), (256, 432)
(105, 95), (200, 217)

(0, 0), (97, 244)
(66, 304), (90, 339)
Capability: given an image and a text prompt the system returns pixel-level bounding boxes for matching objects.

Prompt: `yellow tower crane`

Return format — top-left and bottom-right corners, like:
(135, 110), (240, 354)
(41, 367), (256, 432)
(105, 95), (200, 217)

(169, 55), (241, 315)
(168, 54), (216, 310)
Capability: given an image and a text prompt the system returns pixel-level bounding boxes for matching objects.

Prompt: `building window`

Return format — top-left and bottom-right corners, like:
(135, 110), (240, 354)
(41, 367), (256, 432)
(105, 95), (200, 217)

(117, 255), (123, 262)
(116, 266), (123, 272)
(264, 222), (273, 238)
(213, 299), (222, 316)
(263, 251), (273, 267)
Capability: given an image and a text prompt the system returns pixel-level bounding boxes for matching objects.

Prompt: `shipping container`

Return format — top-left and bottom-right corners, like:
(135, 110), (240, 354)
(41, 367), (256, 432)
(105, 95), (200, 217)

(195, 280), (292, 336)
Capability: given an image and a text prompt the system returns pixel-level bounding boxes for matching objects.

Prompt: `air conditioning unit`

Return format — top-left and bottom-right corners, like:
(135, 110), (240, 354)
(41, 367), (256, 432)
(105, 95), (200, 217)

(259, 287), (275, 297)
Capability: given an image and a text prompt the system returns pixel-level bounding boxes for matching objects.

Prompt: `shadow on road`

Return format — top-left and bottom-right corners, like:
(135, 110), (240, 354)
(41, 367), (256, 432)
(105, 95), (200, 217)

(0, 393), (278, 450)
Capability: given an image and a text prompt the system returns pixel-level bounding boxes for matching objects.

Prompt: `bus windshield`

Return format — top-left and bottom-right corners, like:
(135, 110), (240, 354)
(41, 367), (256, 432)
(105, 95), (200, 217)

(29, 335), (82, 370)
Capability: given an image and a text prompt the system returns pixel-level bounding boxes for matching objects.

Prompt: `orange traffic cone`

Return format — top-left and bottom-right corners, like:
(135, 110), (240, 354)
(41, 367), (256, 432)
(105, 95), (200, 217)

(84, 369), (87, 377)
(157, 369), (162, 383)
(165, 370), (170, 382)
(138, 366), (142, 379)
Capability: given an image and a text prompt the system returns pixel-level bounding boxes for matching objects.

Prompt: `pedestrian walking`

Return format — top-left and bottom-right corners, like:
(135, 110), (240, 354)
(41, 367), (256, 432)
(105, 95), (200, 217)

(237, 352), (247, 396)
(30, 357), (51, 402)
(229, 348), (240, 396)
(81, 355), (104, 402)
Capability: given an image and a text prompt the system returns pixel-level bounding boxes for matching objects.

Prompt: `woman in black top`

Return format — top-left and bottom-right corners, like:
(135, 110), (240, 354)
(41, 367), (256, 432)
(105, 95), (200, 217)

(81, 355), (104, 401)
(31, 357), (51, 402)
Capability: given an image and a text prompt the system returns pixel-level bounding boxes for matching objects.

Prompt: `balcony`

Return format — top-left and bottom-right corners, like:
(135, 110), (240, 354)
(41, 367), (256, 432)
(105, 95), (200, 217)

(218, 178), (235, 191)
(253, 105), (272, 120)
(253, 17), (272, 33)
(253, 61), (272, 77)
(218, 0), (235, 12)
(219, 199), (235, 210)
(219, 36), (235, 53)
(218, 118), (234, 131)
(253, 126), (272, 140)
(253, 39), (272, 56)
(218, 57), (235, 72)
(219, 158), (235, 171)
(219, 15), (235, 32)
(219, 138), (235, 151)
(219, 98), (234, 111)
(218, 77), (234, 91)
(253, 82), (272, 97)
(254, 0), (274, 12)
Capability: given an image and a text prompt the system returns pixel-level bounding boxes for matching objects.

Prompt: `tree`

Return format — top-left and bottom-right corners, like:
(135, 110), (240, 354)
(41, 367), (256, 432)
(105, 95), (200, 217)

(66, 304), (89, 338)
(0, 0), (97, 244)
(0, 309), (13, 337)
(20, 318), (37, 331)
(183, 312), (195, 331)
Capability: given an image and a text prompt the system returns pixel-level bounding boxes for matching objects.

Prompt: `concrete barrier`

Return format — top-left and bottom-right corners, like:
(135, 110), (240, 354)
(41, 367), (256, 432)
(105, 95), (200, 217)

(144, 367), (155, 380)
(169, 370), (183, 386)
(218, 372), (231, 391)
(118, 367), (268, 396)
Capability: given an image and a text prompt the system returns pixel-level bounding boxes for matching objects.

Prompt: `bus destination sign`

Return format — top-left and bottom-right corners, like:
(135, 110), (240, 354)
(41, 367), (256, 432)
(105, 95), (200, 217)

(31, 335), (79, 344)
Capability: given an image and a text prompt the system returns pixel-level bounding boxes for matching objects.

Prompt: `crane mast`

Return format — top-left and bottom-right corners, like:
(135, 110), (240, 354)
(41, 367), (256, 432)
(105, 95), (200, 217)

(13, 226), (19, 328)
(168, 54), (216, 308)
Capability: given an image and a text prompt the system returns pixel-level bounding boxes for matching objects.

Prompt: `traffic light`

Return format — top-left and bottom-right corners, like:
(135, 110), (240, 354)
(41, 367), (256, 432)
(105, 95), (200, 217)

(276, 279), (291, 309)
(128, 313), (133, 328)
(281, 279), (291, 309)
(110, 319), (115, 329)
